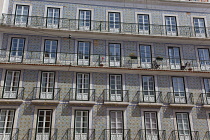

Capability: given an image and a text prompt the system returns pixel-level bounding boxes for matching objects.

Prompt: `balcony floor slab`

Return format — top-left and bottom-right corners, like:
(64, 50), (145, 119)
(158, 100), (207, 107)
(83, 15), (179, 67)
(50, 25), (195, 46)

(138, 103), (163, 107)
(0, 99), (23, 105)
(31, 100), (59, 105)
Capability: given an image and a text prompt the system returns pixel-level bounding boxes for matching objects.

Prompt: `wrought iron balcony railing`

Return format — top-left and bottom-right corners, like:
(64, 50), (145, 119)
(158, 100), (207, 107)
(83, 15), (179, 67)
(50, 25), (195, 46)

(0, 86), (24, 100)
(103, 89), (129, 102)
(65, 88), (95, 101)
(1, 50), (210, 72)
(166, 92), (194, 104)
(27, 128), (57, 140)
(168, 130), (199, 140)
(27, 87), (61, 101)
(134, 129), (166, 140)
(61, 128), (95, 140)
(135, 91), (163, 103)
(0, 50), (207, 71)
(1, 14), (210, 39)
(197, 93), (210, 105)
(100, 129), (130, 140)
(0, 128), (19, 140)
(203, 131), (210, 140)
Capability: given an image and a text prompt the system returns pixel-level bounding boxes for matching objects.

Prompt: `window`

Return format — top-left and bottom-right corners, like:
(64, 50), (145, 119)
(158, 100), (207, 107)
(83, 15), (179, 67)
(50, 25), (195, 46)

(168, 47), (181, 69)
(172, 77), (186, 103)
(110, 111), (124, 140)
(9, 38), (25, 62)
(36, 110), (52, 140)
(3, 70), (20, 99)
(176, 113), (191, 140)
(142, 76), (155, 102)
(165, 16), (177, 36)
(110, 75), (122, 101)
(138, 14), (150, 34)
(193, 18), (206, 37)
(0, 109), (15, 140)
(40, 72), (55, 99)
(46, 7), (60, 28)
(198, 48), (210, 71)
(109, 43), (121, 67)
(108, 12), (120, 32)
(79, 10), (91, 30)
(203, 78), (210, 104)
(140, 45), (152, 68)
(15, 5), (29, 25)
(144, 112), (159, 140)
(74, 110), (89, 139)
(76, 73), (90, 101)
(43, 40), (58, 64)
(77, 41), (90, 66)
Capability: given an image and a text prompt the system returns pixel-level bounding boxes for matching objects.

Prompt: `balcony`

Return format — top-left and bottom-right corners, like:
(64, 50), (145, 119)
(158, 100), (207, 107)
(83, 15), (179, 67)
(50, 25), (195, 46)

(0, 128), (19, 140)
(203, 131), (210, 140)
(66, 88), (95, 105)
(166, 92), (194, 107)
(135, 91), (163, 107)
(102, 89), (129, 106)
(134, 129), (166, 140)
(0, 86), (24, 105)
(1, 50), (209, 75)
(197, 93), (210, 107)
(26, 128), (57, 140)
(168, 130), (199, 140)
(28, 87), (61, 105)
(1, 14), (210, 40)
(62, 128), (95, 140)
(100, 129), (130, 140)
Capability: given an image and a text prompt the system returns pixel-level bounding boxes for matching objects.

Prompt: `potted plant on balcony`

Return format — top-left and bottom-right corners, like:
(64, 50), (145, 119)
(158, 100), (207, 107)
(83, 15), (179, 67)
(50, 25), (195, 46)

(129, 53), (137, 59)
(156, 56), (163, 61)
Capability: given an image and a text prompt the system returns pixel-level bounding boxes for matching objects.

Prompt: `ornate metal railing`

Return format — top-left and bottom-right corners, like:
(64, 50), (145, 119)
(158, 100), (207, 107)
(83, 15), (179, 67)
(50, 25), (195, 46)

(100, 129), (130, 140)
(1, 14), (210, 39)
(66, 88), (95, 101)
(27, 128), (57, 140)
(27, 87), (61, 101)
(203, 131), (210, 140)
(134, 129), (166, 140)
(136, 91), (163, 103)
(0, 86), (24, 100)
(1, 50), (210, 73)
(103, 89), (129, 102)
(61, 128), (95, 140)
(168, 130), (199, 140)
(166, 92), (194, 104)
(0, 128), (19, 140)
(197, 93), (210, 105)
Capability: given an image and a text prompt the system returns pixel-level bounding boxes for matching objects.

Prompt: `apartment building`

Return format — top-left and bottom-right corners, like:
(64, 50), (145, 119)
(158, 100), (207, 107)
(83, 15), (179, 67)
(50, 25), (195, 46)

(0, 0), (210, 139)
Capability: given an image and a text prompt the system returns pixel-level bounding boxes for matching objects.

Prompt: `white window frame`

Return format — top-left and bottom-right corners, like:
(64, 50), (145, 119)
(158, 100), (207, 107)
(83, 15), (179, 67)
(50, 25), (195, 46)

(135, 12), (152, 34)
(141, 109), (161, 131)
(195, 46), (210, 71)
(7, 35), (28, 60)
(71, 107), (93, 129)
(106, 10), (123, 32)
(162, 14), (179, 36)
(106, 74), (125, 91)
(106, 108), (127, 130)
(1, 69), (23, 88)
(106, 41), (123, 67)
(44, 5), (63, 19)
(32, 107), (56, 135)
(137, 42), (154, 67)
(12, 2), (32, 16)
(191, 16), (208, 37)
(0, 106), (19, 129)
(206, 111), (210, 131)
(172, 110), (194, 132)
(76, 8), (94, 30)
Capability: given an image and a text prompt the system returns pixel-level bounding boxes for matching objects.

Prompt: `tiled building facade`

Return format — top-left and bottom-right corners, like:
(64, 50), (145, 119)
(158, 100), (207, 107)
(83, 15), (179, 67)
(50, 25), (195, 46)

(0, 0), (210, 139)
